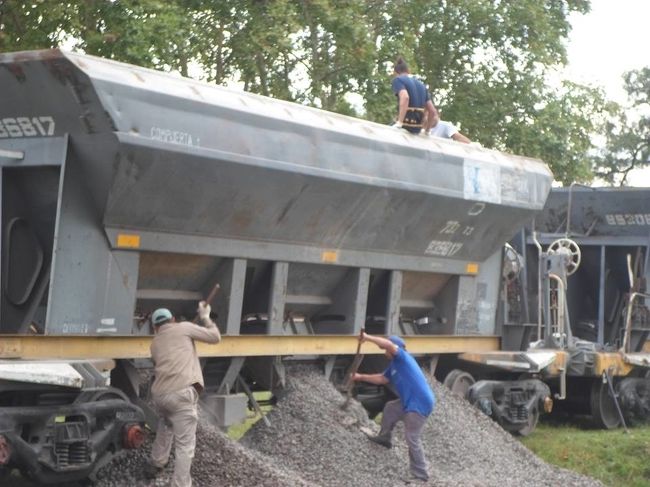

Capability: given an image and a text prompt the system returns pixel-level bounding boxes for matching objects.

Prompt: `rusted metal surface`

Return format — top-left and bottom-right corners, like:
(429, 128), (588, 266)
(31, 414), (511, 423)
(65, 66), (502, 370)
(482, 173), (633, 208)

(123, 424), (146, 449)
(459, 350), (567, 375)
(460, 348), (642, 378)
(0, 435), (10, 465)
(593, 352), (635, 377)
(401, 271), (451, 301)
(138, 253), (221, 289)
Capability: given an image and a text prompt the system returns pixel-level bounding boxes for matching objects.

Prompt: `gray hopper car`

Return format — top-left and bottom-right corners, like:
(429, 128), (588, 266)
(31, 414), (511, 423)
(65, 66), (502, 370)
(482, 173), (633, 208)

(0, 49), (553, 482)
(451, 186), (650, 434)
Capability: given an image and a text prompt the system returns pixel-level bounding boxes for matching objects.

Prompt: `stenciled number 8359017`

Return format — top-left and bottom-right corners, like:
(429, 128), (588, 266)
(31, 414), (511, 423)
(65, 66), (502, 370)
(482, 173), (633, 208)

(0, 116), (56, 138)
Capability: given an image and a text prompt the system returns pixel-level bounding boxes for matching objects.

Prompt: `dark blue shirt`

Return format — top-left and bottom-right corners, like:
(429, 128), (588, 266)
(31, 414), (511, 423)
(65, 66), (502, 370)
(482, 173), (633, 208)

(383, 348), (436, 416)
(391, 75), (430, 109)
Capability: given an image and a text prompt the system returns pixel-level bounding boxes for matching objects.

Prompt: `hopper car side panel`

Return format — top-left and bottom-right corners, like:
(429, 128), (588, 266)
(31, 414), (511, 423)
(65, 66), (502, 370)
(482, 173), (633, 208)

(0, 49), (556, 481)
(0, 49), (552, 338)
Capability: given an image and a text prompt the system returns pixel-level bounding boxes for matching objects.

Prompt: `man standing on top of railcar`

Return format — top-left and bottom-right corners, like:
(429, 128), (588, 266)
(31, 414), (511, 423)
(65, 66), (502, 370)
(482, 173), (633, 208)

(391, 57), (436, 135)
(145, 301), (221, 487)
(353, 332), (435, 483)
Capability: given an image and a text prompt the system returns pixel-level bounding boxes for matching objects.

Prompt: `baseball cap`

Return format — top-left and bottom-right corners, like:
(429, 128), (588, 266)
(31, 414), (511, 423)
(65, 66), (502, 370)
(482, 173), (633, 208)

(388, 335), (406, 349)
(152, 308), (173, 326)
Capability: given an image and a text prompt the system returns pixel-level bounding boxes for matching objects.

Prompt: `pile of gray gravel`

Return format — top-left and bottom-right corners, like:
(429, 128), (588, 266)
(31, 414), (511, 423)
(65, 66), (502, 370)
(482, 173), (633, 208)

(241, 365), (603, 487)
(93, 410), (313, 487)
(241, 364), (408, 485)
(419, 380), (601, 486)
(6, 364), (603, 486)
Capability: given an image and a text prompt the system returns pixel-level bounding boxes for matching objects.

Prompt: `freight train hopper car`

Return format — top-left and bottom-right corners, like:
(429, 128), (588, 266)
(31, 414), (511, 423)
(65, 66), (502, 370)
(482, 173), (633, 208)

(450, 186), (650, 434)
(0, 49), (552, 482)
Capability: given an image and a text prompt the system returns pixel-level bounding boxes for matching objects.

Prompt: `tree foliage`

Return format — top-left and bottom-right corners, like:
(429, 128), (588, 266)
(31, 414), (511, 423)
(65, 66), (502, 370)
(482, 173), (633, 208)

(593, 68), (650, 185)
(0, 0), (635, 185)
(0, 1), (196, 72)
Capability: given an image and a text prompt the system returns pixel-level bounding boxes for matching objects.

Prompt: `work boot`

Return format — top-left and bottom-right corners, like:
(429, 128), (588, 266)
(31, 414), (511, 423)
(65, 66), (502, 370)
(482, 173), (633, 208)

(366, 432), (392, 448)
(403, 474), (428, 484)
(143, 462), (163, 479)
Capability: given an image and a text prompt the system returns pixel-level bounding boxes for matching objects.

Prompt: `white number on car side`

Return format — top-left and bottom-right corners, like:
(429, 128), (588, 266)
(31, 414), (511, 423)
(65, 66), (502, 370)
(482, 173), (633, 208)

(0, 116), (56, 138)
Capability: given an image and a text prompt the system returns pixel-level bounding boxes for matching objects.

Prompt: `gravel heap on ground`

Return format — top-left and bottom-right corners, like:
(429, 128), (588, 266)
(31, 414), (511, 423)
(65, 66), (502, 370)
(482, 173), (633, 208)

(242, 365), (407, 486)
(93, 409), (313, 487)
(419, 380), (602, 486)
(241, 365), (604, 487)
(4, 364), (604, 487)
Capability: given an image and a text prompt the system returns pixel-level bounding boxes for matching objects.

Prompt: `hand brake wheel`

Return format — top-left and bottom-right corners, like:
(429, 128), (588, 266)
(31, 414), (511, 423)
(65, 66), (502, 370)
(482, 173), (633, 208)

(547, 238), (581, 275)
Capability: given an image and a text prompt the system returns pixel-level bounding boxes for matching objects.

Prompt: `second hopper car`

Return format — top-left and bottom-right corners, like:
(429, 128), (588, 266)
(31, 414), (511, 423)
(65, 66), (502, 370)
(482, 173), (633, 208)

(446, 186), (650, 433)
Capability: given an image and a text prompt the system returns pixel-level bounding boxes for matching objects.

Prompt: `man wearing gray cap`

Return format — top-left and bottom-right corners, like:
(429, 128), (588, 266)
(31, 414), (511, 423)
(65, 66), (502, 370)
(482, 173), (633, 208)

(145, 301), (221, 487)
(353, 332), (435, 483)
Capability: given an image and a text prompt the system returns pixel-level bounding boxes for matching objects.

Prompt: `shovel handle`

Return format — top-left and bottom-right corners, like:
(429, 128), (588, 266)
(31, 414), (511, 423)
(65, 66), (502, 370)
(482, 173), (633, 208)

(343, 328), (366, 392)
(194, 283), (221, 324)
(205, 283), (221, 305)
(355, 327), (365, 353)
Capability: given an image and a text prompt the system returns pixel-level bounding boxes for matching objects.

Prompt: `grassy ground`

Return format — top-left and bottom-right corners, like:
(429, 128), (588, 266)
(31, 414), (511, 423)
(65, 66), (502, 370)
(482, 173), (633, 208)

(228, 392), (274, 440)
(520, 421), (650, 487)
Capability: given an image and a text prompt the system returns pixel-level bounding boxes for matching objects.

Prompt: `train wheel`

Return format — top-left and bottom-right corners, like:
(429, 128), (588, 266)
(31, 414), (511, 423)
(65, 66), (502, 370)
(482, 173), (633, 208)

(443, 369), (475, 400)
(590, 380), (621, 429)
(514, 407), (539, 437)
(74, 387), (129, 404)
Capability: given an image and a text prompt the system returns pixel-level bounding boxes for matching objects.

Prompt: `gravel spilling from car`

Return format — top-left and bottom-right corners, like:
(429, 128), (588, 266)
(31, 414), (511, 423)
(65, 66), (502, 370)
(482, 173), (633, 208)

(241, 365), (604, 487)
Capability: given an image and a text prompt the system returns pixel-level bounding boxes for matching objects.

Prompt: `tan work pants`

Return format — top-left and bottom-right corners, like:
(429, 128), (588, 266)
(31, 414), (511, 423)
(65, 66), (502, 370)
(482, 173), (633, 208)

(151, 386), (199, 487)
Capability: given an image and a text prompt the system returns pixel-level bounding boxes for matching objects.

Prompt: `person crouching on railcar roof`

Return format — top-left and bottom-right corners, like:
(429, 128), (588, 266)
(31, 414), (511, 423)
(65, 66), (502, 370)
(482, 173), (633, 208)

(391, 56), (436, 135)
(429, 105), (471, 144)
(353, 332), (435, 483)
(145, 301), (221, 487)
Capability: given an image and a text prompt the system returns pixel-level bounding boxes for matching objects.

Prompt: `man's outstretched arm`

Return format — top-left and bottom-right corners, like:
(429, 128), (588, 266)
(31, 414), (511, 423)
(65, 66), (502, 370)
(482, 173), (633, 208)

(352, 372), (389, 385)
(452, 131), (471, 144)
(361, 331), (398, 355)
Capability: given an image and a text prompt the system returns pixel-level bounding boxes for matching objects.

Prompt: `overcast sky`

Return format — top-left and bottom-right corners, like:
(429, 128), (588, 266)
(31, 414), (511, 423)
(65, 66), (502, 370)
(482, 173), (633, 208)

(565, 0), (650, 102)
(564, 0), (650, 185)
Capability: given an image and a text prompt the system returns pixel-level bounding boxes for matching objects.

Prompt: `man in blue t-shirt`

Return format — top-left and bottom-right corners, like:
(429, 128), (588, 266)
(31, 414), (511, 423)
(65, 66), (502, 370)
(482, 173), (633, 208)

(391, 57), (436, 135)
(353, 332), (435, 483)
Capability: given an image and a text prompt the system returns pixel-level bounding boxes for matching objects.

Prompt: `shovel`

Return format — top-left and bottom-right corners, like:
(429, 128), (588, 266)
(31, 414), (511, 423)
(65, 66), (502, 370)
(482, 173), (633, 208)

(193, 282), (221, 324)
(340, 328), (365, 409)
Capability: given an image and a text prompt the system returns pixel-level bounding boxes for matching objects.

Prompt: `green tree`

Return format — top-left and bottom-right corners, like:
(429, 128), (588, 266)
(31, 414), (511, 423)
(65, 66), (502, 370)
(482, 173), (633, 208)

(0, 1), (197, 73)
(501, 81), (613, 184)
(594, 68), (650, 185)
(227, 1), (300, 99)
(291, 0), (376, 112)
(359, 0), (599, 185)
(0, 1), (75, 51)
(1, 0), (614, 184)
